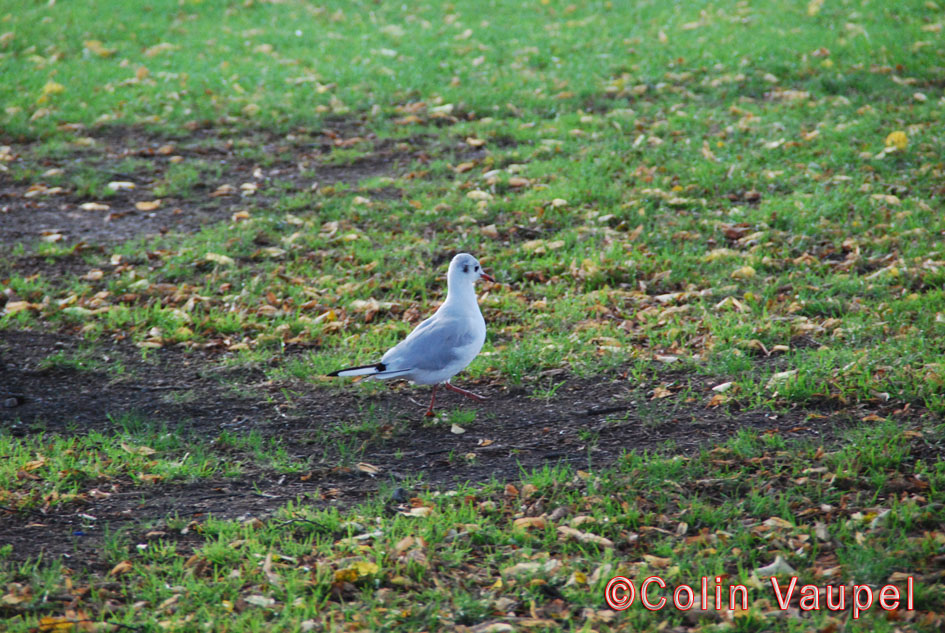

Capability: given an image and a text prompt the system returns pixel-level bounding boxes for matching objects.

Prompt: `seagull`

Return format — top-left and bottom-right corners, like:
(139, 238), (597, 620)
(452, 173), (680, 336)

(328, 253), (494, 416)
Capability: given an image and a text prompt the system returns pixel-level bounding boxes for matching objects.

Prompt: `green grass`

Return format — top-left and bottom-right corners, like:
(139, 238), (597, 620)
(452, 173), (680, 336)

(0, 416), (241, 510)
(2, 0), (944, 630)
(2, 419), (944, 632)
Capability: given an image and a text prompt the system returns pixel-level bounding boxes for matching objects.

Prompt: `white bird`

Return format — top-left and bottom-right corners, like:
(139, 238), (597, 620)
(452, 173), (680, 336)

(328, 253), (494, 416)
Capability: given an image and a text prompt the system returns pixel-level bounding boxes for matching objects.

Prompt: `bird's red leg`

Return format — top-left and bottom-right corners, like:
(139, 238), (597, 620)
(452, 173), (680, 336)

(444, 381), (486, 401)
(425, 384), (438, 417)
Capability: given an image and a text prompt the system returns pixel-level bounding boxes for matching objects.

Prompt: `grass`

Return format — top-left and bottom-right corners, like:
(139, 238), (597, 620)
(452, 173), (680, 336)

(2, 421), (944, 631)
(2, 0), (944, 630)
(0, 416), (241, 510)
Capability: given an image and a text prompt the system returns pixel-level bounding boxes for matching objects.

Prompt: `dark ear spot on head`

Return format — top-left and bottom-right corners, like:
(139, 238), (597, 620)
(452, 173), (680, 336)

(463, 264), (469, 273)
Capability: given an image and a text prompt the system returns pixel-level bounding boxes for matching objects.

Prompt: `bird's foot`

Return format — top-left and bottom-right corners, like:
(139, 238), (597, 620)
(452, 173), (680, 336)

(444, 382), (486, 401)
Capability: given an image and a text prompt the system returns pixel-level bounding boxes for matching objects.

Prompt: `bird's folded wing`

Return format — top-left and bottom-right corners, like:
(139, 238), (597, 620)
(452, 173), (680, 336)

(382, 315), (478, 371)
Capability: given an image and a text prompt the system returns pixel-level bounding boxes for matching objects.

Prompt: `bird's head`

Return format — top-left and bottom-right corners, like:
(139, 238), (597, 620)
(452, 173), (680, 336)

(448, 253), (495, 285)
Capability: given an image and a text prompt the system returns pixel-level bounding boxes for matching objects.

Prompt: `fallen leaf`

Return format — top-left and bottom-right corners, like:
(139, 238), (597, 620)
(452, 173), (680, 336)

(885, 130), (908, 150)
(355, 462), (380, 475)
(121, 442), (156, 456)
(556, 526), (613, 548)
(109, 560), (133, 576)
(79, 202), (110, 211)
(754, 555), (797, 577)
(135, 200), (161, 211)
(513, 517), (547, 530)
(205, 252), (235, 266)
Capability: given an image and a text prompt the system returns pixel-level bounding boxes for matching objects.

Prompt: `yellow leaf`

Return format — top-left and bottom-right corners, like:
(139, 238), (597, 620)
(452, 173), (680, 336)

(84, 40), (116, 57)
(351, 561), (380, 576)
(41, 81), (65, 97)
(731, 265), (756, 280)
(884, 130), (908, 150)
(38, 617), (76, 632)
(333, 568), (358, 583)
(807, 0), (824, 16)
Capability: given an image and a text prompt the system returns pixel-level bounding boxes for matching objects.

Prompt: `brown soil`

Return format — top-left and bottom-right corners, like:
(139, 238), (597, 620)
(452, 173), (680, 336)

(0, 122), (480, 252)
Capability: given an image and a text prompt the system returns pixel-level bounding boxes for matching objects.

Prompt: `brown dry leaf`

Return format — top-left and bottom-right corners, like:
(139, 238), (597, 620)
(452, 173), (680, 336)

(84, 39), (116, 57)
(109, 560), (133, 576)
(453, 161), (475, 173)
(556, 526), (614, 548)
(651, 385), (673, 399)
(205, 252), (235, 266)
(642, 554), (672, 568)
(135, 200), (161, 211)
(394, 536), (416, 555)
(211, 184), (237, 197)
(508, 176), (529, 187)
(1, 583), (32, 606)
(144, 42), (177, 57)
(355, 462), (380, 475)
(513, 517), (547, 530)
(481, 224), (500, 239)
(121, 442), (156, 456)
(22, 456), (47, 471)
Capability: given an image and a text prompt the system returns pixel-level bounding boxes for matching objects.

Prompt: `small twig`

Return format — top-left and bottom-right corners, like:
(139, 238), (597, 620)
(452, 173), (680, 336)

(584, 405), (631, 416)
(127, 384), (191, 391)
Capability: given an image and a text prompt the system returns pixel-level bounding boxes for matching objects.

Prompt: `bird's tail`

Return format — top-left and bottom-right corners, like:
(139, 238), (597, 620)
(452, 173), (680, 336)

(327, 362), (410, 379)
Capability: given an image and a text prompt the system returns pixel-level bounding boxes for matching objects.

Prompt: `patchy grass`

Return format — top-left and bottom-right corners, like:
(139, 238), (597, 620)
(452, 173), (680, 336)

(3, 419), (944, 631)
(2, 0), (944, 630)
(0, 417), (242, 511)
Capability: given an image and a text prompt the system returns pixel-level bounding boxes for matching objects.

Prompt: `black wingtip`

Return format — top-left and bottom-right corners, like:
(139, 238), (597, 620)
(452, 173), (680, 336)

(326, 362), (386, 378)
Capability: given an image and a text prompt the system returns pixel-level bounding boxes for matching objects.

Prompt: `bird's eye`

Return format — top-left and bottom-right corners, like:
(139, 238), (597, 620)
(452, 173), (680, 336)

(475, 265), (480, 271)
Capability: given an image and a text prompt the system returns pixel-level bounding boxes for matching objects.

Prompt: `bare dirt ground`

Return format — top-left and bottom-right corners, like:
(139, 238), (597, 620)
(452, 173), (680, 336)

(0, 124), (919, 572)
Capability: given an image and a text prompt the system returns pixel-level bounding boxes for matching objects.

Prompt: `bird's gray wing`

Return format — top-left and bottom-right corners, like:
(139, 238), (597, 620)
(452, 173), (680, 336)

(382, 315), (478, 371)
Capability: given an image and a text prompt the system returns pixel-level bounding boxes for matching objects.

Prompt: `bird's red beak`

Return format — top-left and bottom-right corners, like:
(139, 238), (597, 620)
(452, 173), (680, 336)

(480, 270), (495, 283)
